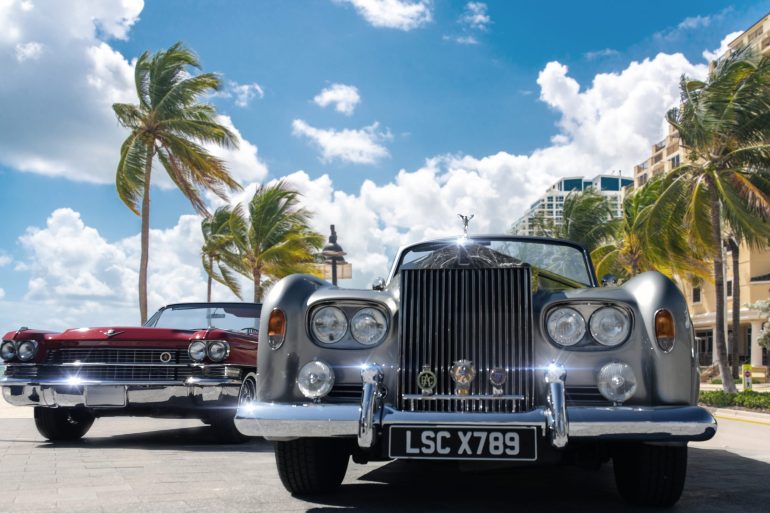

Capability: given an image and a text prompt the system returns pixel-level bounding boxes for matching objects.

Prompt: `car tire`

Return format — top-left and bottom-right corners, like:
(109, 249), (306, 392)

(208, 373), (258, 444)
(34, 407), (95, 442)
(275, 438), (350, 495)
(613, 443), (687, 507)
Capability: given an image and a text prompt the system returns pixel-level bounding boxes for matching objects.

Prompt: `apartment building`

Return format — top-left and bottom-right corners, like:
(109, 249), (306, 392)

(512, 173), (633, 236)
(633, 13), (770, 369)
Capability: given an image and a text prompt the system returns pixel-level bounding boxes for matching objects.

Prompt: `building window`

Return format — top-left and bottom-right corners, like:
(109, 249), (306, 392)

(692, 287), (701, 303)
(669, 154), (680, 168)
(638, 174), (647, 185)
(726, 280), (733, 297)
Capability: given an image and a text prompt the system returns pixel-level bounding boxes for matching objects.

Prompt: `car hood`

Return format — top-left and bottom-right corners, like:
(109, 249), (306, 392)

(41, 327), (208, 346)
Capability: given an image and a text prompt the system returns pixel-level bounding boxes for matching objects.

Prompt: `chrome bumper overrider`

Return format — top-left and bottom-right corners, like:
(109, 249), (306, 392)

(1, 377), (241, 409)
(235, 364), (717, 448)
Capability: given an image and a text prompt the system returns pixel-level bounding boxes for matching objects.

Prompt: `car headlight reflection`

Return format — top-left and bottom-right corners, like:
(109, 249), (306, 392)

(597, 362), (637, 403)
(188, 341), (207, 362)
(297, 360), (335, 399)
(311, 306), (348, 344)
(207, 341), (229, 362)
(0, 341), (16, 361)
(16, 341), (38, 361)
(589, 307), (630, 346)
(351, 308), (388, 345)
(546, 307), (586, 346)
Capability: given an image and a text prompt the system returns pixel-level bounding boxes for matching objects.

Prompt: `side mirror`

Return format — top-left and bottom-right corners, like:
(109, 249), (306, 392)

(372, 277), (386, 291)
(601, 274), (617, 287)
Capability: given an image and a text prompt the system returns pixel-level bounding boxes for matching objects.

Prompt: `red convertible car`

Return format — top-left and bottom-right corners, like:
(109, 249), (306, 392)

(0, 302), (260, 442)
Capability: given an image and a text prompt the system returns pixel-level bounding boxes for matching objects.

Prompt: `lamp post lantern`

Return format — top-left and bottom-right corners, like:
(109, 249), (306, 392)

(320, 225), (352, 285)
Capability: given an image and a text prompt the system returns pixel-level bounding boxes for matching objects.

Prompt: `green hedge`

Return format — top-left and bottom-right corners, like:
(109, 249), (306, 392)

(700, 390), (770, 409)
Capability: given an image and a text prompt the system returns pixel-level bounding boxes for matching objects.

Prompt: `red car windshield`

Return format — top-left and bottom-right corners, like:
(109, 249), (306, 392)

(145, 305), (261, 333)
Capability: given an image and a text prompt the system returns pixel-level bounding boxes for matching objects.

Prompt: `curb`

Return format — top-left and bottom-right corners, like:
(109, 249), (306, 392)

(707, 406), (770, 426)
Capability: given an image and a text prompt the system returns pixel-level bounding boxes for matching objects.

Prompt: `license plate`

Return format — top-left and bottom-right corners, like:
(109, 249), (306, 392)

(85, 386), (126, 407)
(388, 426), (538, 461)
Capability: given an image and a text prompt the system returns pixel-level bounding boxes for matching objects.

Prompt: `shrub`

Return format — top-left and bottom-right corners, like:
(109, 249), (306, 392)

(699, 390), (770, 409)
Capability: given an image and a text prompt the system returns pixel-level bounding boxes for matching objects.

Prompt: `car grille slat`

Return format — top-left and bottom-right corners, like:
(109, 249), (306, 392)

(398, 267), (534, 413)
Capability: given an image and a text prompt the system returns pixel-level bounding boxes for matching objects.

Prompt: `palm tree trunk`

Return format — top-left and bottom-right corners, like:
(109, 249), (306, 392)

(729, 238), (741, 382)
(138, 147), (154, 324)
(207, 255), (213, 302)
(253, 269), (262, 303)
(709, 184), (737, 392)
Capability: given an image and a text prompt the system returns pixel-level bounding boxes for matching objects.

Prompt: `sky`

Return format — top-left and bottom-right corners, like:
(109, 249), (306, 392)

(0, 0), (768, 330)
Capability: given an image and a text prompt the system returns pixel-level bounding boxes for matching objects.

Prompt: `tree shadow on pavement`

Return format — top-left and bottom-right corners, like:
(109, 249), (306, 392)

(303, 448), (770, 513)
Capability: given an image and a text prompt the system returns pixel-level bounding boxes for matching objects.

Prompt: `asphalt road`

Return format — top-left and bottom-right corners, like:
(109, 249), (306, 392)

(0, 399), (768, 513)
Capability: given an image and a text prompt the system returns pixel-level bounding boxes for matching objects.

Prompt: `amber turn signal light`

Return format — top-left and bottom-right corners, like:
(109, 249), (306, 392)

(654, 309), (676, 352)
(268, 309), (286, 350)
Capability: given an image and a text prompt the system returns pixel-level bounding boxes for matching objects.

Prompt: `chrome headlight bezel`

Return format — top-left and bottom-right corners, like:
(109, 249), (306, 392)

(16, 340), (38, 362)
(308, 303), (391, 348)
(589, 306), (631, 347)
(546, 307), (587, 347)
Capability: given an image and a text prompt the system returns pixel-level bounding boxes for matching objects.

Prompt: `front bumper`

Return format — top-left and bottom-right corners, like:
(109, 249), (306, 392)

(1, 377), (241, 411)
(234, 364), (717, 448)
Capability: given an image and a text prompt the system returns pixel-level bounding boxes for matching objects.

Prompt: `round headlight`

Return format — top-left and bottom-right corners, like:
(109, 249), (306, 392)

(350, 308), (388, 345)
(188, 341), (207, 362)
(297, 360), (335, 399)
(311, 307), (348, 344)
(17, 341), (38, 361)
(597, 362), (637, 403)
(1, 341), (16, 361)
(207, 341), (229, 362)
(589, 307), (630, 346)
(546, 307), (586, 346)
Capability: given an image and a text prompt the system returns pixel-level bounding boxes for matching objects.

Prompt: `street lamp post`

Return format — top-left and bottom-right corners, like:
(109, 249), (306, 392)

(321, 225), (351, 286)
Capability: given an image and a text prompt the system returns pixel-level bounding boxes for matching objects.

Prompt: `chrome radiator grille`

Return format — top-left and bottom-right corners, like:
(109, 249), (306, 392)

(398, 267), (534, 413)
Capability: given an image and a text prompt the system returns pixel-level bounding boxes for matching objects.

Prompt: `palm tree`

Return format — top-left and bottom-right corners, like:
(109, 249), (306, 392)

(113, 42), (241, 323)
(531, 188), (619, 253)
(201, 206), (242, 301)
(644, 48), (770, 393)
(592, 178), (708, 281)
(229, 182), (325, 302)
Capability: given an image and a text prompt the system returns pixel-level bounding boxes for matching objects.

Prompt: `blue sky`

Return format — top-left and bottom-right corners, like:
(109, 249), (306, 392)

(0, 0), (768, 328)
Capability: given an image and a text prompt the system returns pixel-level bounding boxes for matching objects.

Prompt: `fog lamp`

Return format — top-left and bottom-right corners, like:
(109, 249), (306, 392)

(597, 362), (637, 403)
(297, 360), (335, 399)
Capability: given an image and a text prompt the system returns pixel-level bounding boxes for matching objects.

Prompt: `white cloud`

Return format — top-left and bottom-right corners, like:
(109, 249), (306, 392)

(216, 81), (265, 107)
(677, 14), (713, 31)
(460, 2), (489, 31)
(313, 83), (361, 115)
(0, 254), (11, 267)
(292, 119), (391, 164)
(0, 288), (4, 300)
(14, 40), (42, 61)
(333, 0), (432, 31)
(703, 31), (743, 62)
(584, 48), (619, 60)
(444, 34), (478, 45)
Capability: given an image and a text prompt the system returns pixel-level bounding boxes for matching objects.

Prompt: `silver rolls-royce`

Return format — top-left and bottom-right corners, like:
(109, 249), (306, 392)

(235, 234), (716, 507)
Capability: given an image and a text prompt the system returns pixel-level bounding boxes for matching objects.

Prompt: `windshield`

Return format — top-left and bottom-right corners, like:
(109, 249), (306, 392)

(145, 304), (262, 333)
(397, 238), (594, 286)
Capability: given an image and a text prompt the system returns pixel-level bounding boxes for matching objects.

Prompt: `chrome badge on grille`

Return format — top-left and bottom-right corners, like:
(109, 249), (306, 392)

(489, 367), (507, 396)
(159, 352), (173, 364)
(450, 359), (476, 396)
(418, 365), (437, 395)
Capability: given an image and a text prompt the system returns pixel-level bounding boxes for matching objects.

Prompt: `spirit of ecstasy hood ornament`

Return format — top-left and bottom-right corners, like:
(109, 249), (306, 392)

(457, 213), (474, 236)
